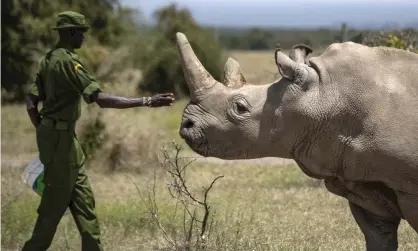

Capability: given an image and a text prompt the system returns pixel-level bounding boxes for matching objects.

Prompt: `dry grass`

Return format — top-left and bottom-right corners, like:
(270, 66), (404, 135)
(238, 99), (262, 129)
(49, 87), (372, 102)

(2, 160), (418, 250)
(2, 50), (418, 250)
(227, 50), (281, 84)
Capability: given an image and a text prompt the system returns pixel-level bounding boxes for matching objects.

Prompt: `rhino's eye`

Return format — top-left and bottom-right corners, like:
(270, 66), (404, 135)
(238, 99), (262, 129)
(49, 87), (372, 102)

(235, 101), (249, 114)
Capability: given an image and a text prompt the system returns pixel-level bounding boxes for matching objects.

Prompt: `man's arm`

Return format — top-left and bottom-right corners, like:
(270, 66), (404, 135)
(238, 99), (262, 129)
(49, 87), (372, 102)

(26, 69), (44, 128)
(92, 91), (175, 109)
(61, 56), (175, 108)
(26, 94), (41, 128)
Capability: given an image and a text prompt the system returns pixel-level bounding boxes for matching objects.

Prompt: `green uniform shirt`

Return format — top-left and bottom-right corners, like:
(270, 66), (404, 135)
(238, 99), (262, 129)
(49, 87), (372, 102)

(28, 41), (101, 122)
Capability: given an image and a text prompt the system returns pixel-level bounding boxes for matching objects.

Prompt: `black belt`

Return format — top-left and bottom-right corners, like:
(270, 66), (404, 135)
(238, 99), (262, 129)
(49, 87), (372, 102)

(40, 117), (75, 131)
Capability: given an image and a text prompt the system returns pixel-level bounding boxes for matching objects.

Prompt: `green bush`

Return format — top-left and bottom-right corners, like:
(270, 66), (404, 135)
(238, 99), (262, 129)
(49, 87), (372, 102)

(358, 29), (418, 53)
(387, 33), (407, 49)
(138, 3), (225, 98)
(386, 32), (417, 53)
(79, 107), (109, 162)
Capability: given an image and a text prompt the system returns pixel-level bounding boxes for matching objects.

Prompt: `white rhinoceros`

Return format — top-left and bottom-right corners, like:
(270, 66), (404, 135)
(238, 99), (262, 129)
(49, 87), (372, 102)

(176, 32), (418, 251)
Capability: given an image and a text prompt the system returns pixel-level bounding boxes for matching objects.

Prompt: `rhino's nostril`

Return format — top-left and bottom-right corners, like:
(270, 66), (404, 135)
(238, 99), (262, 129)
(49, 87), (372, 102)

(180, 118), (195, 140)
(182, 118), (194, 129)
(185, 120), (194, 129)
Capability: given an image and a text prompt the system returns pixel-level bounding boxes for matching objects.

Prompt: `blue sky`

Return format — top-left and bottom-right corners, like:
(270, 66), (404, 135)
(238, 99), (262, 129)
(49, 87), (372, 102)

(120, 0), (418, 28)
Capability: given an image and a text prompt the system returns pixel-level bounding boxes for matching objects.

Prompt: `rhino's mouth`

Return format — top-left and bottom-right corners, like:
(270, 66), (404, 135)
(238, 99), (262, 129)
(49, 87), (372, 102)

(183, 138), (210, 157)
(182, 135), (227, 158)
(180, 129), (208, 155)
(191, 140), (238, 159)
(179, 119), (233, 158)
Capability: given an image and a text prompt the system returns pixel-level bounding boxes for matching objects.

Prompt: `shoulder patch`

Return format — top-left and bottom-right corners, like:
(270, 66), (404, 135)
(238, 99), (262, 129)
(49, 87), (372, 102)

(73, 63), (83, 73)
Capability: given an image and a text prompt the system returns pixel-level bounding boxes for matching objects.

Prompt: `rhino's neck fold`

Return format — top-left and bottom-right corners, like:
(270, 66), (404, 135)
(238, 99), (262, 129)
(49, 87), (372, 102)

(272, 80), (344, 179)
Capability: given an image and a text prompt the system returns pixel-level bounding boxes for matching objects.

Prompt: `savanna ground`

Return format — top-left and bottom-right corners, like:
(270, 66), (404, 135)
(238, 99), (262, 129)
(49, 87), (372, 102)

(2, 50), (418, 251)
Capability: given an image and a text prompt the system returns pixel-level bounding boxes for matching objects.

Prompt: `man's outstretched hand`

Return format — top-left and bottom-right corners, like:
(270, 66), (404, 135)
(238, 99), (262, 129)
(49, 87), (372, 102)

(149, 93), (175, 107)
(92, 91), (175, 109)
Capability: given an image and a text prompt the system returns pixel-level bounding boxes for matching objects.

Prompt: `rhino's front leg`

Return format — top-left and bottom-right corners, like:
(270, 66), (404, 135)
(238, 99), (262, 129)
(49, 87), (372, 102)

(349, 202), (400, 251)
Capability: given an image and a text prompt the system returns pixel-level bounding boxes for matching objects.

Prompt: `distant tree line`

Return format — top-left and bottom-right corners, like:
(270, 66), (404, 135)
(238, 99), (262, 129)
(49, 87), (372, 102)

(216, 23), (418, 51)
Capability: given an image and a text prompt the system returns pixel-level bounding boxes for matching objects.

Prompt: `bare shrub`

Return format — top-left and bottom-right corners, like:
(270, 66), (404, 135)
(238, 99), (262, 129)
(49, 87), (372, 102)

(79, 107), (109, 162)
(132, 142), (224, 250)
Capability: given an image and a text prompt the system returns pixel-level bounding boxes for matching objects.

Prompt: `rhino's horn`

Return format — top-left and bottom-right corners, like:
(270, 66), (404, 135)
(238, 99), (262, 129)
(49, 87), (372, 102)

(176, 32), (217, 99)
(274, 44), (297, 80)
(289, 44), (313, 64)
(222, 57), (246, 88)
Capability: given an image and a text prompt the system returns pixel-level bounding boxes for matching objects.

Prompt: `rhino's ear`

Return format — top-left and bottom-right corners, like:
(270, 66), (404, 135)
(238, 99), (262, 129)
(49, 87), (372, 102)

(222, 57), (247, 88)
(274, 44), (297, 80)
(289, 44), (313, 64)
(275, 44), (319, 89)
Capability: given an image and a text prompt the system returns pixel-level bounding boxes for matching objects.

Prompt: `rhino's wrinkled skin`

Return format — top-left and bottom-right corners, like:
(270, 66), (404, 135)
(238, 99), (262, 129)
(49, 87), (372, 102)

(176, 32), (418, 250)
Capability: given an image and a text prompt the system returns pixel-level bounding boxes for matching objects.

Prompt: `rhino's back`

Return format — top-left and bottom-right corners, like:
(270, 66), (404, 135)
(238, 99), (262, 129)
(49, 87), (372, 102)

(309, 42), (418, 193)
(310, 42), (418, 97)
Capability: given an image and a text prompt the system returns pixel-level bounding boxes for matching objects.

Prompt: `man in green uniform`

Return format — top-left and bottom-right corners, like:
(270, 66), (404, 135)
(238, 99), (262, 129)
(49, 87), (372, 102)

(23, 11), (175, 251)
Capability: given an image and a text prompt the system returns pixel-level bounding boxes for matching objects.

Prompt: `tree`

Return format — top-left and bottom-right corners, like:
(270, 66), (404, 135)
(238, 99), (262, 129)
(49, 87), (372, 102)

(246, 28), (273, 50)
(138, 3), (225, 98)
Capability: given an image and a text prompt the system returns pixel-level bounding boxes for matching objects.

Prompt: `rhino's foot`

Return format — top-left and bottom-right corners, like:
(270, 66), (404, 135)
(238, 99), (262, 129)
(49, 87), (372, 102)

(349, 202), (400, 251)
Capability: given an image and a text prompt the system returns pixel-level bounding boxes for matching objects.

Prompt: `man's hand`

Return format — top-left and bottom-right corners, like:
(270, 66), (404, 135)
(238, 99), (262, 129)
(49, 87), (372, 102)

(149, 93), (175, 107)
(26, 94), (41, 128)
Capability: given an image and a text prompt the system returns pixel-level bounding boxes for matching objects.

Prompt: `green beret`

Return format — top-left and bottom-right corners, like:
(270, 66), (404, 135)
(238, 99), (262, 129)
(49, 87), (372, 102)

(52, 11), (90, 31)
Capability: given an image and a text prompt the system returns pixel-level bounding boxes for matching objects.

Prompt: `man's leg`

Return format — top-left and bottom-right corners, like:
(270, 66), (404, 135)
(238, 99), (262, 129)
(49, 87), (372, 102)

(22, 127), (79, 251)
(69, 164), (104, 251)
(21, 167), (75, 251)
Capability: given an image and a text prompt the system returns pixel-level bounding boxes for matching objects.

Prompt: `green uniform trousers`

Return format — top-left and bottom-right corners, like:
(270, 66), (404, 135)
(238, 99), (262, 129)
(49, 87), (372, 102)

(22, 119), (103, 251)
